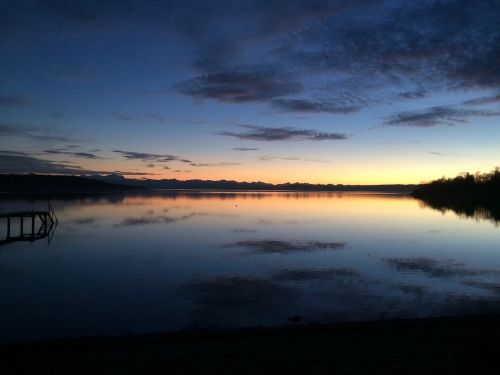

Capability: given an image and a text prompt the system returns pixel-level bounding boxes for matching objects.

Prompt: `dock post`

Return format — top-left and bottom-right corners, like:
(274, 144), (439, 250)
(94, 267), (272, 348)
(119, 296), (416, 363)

(20, 217), (24, 237)
(7, 217), (10, 238)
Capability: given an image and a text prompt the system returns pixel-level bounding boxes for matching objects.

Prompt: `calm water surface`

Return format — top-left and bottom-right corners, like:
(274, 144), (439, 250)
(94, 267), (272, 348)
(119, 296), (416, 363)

(1, 192), (499, 342)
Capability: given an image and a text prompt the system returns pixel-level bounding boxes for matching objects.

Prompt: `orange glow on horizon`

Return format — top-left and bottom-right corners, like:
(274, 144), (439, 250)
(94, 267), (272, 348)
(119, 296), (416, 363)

(70, 156), (500, 185)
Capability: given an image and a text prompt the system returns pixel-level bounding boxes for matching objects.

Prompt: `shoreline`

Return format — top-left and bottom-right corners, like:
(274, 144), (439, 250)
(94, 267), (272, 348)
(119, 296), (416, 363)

(2, 314), (500, 373)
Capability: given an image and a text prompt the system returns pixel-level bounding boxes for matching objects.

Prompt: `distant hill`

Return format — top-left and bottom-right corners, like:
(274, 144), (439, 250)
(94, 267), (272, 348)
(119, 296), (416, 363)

(86, 174), (417, 193)
(0, 174), (137, 194)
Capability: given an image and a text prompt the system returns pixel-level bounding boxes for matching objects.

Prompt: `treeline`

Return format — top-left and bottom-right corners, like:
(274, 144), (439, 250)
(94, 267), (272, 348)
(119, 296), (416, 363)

(413, 168), (500, 199)
(0, 174), (138, 194)
(413, 168), (500, 223)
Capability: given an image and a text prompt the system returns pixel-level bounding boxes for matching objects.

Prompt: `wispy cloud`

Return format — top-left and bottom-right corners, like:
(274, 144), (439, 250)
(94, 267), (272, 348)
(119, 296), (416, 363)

(168, 0), (500, 119)
(462, 94), (500, 106)
(398, 91), (427, 100)
(384, 106), (500, 127)
(111, 112), (168, 125)
(110, 112), (140, 122)
(0, 123), (77, 142)
(270, 98), (360, 114)
(218, 125), (348, 142)
(113, 150), (191, 163)
(428, 151), (449, 157)
(176, 69), (302, 103)
(232, 147), (259, 151)
(258, 155), (330, 163)
(0, 151), (154, 176)
(43, 149), (103, 159)
(190, 162), (241, 167)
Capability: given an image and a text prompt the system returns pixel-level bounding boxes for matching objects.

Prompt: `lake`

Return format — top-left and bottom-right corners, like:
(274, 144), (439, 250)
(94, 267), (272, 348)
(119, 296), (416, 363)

(1, 191), (499, 342)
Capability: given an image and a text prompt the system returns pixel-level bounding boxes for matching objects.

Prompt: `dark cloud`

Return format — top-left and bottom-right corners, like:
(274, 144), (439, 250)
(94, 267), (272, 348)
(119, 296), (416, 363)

(385, 257), (500, 279)
(0, 123), (76, 142)
(4, 1), (500, 114)
(190, 162), (241, 167)
(232, 147), (258, 151)
(43, 149), (103, 159)
(176, 69), (302, 103)
(0, 150), (29, 156)
(398, 91), (427, 100)
(0, 152), (86, 175)
(0, 151), (155, 176)
(293, 1), (500, 88)
(384, 106), (500, 127)
(462, 94), (500, 106)
(0, 95), (29, 107)
(113, 150), (191, 163)
(218, 125), (348, 141)
(270, 98), (360, 114)
(222, 239), (345, 254)
(171, 1), (500, 114)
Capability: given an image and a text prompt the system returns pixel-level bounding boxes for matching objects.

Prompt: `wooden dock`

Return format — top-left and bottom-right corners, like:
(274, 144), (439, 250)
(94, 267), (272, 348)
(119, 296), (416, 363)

(0, 205), (58, 246)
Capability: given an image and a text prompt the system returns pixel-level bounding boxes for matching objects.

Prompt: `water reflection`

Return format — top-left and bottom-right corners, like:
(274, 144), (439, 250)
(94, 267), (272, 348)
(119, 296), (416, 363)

(0, 191), (499, 342)
(385, 257), (500, 278)
(417, 198), (500, 225)
(222, 240), (346, 254)
(0, 210), (57, 247)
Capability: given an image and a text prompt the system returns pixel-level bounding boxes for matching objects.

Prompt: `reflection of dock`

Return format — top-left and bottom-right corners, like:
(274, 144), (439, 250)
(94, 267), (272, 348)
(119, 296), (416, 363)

(0, 205), (58, 246)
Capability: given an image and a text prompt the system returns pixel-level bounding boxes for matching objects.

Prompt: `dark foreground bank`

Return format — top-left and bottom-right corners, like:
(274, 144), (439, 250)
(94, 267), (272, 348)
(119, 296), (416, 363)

(2, 315), (500, 374)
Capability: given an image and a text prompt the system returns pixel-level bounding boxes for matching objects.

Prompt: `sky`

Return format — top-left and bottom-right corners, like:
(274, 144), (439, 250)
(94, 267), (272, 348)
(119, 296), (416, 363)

(1, 0), (499, 184)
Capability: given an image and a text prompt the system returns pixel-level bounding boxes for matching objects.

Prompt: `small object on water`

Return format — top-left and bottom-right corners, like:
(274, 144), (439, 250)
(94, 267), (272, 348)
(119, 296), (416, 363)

(288, 315), (303, 323)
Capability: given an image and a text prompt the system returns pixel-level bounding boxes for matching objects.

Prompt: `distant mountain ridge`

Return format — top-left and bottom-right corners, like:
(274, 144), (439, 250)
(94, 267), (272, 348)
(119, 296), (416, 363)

(86, 174), (417, 193)
(0, 174), (418, 194)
